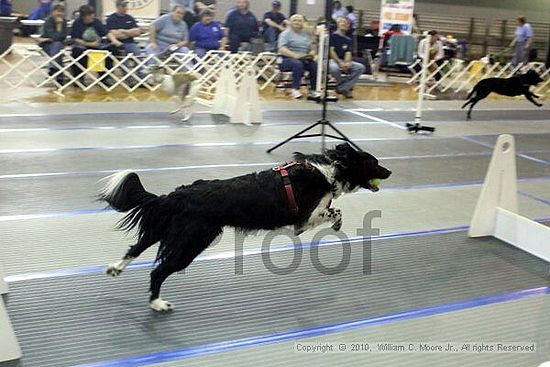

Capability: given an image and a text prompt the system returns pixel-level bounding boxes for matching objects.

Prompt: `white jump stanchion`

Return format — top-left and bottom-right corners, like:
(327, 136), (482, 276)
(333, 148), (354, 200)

(469, 134), (550, 262)
(0, 262), (22, 362)
(230, 67), (262, 125)
(316, 24), (327, 95)
(211, 67), (237, 117)
(408, 35), (434, 133)
(415, 34), (430, 123)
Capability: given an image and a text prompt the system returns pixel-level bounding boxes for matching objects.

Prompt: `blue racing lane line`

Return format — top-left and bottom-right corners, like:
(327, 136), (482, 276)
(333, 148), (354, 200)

(3, 132), (549, 155)
(3, 225), (469, 282)
(6, 215), (550, 283)
(461, 136), (550, 166)
(2, 150), (550, 180)
(72, 286), (550, 367)
(0, 136), (444, 154)
(1, 176), (549, 222)
(519, 191), (550, 206)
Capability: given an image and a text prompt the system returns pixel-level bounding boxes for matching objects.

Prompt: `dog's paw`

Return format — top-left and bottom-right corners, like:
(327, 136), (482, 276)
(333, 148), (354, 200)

(536, 103), (543, 107)
(150, 298), (174, 312)
(180, 108), (192, 122)
(106, 263), (123, 277)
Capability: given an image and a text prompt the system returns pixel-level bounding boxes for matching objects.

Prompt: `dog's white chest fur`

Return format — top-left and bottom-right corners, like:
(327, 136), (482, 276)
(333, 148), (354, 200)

(310, 162), (357, 197)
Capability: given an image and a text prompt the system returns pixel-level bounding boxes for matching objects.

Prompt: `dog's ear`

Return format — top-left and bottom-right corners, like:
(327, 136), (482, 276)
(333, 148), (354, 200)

(335, 143), (356, 153)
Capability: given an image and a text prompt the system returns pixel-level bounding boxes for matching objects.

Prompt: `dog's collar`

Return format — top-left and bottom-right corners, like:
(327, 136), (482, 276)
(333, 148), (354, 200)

(273, 162), (299, 217)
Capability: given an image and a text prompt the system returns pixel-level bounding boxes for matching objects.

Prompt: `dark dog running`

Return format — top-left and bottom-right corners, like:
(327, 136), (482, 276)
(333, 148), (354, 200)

(462, 69), (543, 119)
(99, 143), (391, 312)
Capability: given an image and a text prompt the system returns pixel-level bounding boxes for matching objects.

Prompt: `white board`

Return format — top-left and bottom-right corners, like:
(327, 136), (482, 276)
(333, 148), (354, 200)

(379, 0), (415, 35)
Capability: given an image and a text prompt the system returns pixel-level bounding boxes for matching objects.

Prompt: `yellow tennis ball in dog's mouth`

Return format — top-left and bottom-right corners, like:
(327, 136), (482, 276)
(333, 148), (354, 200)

(370, 178), (382, 187)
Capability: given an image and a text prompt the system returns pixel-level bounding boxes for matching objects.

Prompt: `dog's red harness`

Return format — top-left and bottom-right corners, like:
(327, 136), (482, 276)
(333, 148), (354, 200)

(273, 162), (299, 216)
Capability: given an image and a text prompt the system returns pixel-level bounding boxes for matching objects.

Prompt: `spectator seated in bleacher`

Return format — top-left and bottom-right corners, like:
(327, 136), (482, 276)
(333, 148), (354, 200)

(70, 5), (119, 86)
(106, 0), (142, 57)
(0, 0), (12, 16)
(277, 14), (318, 99)
(329, 17), (365, 98)
(225, 0), (259, 53)
(413, 30), (445, 81)
(146, 6), (189, 62)
(38, 3), (67, 84)
(262, 1), (286, 53)
(189, 9), (226, 57)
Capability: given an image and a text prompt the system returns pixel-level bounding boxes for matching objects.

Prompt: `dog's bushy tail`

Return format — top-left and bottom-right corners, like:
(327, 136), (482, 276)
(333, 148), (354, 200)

(98, 170), (157, 212)
(98, 171), (168, 244)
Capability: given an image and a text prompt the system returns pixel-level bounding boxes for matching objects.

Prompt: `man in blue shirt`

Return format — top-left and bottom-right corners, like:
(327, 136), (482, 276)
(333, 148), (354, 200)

(511, 16), (534, 66)
(225, 0), (258, 53)
(146, 6), (189, 62)
(106, 0), (141, 57)
(189, 9), (226, 57)
(262, 1), (286, 52)
(71, 4), (120, 85)
(329, 17), (365, 98)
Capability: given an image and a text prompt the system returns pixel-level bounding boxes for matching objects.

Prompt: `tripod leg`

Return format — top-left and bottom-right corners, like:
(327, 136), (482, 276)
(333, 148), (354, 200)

(267, 120), (322, 153)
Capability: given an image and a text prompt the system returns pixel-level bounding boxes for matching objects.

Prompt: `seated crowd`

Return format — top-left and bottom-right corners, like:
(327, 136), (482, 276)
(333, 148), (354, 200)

(15, 0), (365, 96)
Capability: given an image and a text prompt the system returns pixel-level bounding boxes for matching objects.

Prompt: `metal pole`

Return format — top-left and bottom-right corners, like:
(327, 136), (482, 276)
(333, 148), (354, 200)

(290, 0), (298, 16)
(415, 34), (431, 124)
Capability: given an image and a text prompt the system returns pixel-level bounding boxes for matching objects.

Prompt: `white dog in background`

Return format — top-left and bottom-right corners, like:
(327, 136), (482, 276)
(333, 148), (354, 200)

(149, 66), (201, 122)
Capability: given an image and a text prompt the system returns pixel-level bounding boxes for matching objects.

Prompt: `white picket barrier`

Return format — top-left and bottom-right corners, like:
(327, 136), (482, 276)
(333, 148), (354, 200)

(0, 46), (280, 99)
(469, 134), (550, 262)
(0, 262), (22, 362)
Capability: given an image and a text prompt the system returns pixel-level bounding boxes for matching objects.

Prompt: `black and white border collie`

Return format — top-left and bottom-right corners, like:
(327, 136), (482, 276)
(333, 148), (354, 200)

(99, 143), (391, 312)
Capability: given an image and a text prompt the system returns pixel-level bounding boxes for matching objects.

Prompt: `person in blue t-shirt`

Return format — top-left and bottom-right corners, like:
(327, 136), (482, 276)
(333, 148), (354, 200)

(329, 17), (365, 98)
(225, 0), (258, 53)
(262, 1), (286, 52)
(189, 9), (226, 57)
(510, 16), (534, 66)
(106, 0), (141, 57)
(70, 5), (119, 85)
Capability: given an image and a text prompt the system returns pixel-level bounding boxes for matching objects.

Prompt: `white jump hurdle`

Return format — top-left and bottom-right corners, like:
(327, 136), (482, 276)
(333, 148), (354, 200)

(469, 134), (550, 262)
(0, 262), (22, 362)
